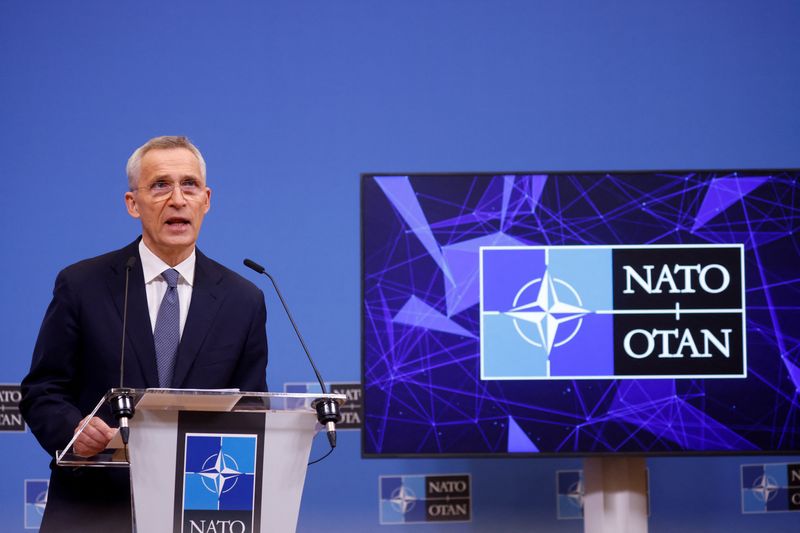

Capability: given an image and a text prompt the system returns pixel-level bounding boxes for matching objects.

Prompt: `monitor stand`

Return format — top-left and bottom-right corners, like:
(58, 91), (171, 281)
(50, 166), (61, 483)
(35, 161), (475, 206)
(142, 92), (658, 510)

(583, 456), (648, 533)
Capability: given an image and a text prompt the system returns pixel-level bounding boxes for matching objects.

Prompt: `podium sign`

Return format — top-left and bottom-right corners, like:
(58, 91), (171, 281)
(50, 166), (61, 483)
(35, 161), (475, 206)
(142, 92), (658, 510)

(58, 389), (345, 533)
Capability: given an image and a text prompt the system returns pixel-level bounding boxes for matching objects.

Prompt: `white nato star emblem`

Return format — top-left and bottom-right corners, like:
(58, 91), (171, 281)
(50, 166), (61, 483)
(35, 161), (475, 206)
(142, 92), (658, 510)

(751, 474), (779, 502)
(34, 489), (48, 517)
(505, 270), (588, 355)
(199, 450), (243, 496)
(389, 485), (417, 514)
(567, 480), (584, 509)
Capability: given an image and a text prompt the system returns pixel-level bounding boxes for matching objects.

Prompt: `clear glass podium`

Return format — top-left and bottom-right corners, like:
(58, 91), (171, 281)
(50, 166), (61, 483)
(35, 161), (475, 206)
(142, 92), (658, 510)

(58, 388), (345, 533)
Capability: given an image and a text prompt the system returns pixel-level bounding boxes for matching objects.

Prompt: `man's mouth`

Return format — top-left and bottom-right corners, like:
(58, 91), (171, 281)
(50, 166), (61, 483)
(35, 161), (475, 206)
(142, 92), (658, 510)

(165, 217), (190, 228)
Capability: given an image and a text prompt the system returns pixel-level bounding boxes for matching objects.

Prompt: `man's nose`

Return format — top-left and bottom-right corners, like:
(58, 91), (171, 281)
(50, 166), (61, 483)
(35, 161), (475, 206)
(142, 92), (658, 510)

(167, 185), (188, 205)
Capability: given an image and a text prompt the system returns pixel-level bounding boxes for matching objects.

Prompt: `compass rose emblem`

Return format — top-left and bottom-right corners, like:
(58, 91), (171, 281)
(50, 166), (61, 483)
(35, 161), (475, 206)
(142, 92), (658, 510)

(34, 488), (48, 516)
(198, 450), (243, 496)
(505, 270), (588, 355)
(389, 485), (417, 514)
(750, 474), (779, 503)
(566, 479), (584, 509)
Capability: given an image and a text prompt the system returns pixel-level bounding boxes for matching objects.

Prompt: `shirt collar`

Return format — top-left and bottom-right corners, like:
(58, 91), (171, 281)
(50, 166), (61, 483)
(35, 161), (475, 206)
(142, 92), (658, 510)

(138, 240), (196, 287)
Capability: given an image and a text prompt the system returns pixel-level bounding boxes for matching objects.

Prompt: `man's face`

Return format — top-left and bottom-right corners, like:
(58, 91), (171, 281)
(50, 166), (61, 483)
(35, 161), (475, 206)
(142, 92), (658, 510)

(124, 147), (211, 265)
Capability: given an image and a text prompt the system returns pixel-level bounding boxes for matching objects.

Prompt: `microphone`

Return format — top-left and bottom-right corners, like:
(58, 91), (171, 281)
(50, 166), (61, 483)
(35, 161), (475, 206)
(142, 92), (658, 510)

(243, 258), (341, 448)
(109, 255), (137, 445)
(120, 255), (137, 388)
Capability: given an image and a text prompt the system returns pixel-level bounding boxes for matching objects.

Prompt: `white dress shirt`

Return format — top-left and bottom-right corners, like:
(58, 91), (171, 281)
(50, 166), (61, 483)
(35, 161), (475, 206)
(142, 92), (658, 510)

(138, 240), (195, 338)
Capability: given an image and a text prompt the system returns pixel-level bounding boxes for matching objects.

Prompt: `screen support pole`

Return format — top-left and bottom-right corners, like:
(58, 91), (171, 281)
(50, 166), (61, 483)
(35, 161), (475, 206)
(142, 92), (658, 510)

(582, 456), (648, 533)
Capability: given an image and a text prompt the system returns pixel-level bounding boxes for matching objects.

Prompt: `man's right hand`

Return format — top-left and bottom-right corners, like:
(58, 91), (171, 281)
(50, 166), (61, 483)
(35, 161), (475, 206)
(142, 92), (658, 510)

(72, 416), (116, 457)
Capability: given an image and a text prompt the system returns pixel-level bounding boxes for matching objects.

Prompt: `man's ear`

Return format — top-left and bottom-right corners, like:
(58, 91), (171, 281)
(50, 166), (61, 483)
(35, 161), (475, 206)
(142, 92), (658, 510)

(125, 192), (141, 219)
(203, 187), (212, 214)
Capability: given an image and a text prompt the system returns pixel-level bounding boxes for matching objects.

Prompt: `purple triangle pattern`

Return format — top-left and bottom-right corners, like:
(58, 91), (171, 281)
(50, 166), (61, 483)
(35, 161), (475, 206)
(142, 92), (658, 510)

(609, 380), (676, 411)
(507, 415), (539, 453)
(606, 383), (758, 451)
(442, 232), (525, 317)
(394, 295), (475, 338)
(526, 174), (548, 213)
(501, 175), (514, 229)
(785, 357), (800, 391)
(375, 176), (454, 284)
(692, 177), (768, 231)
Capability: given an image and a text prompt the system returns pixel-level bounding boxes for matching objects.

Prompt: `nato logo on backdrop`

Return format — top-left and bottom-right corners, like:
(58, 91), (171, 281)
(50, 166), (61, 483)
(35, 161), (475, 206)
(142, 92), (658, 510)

(24, 479), (48, 529)
(1, 384), (26, 432)
(741, 463), (800, 513)
(556, 470), (584, 520)
(284, 381), (362, 429)
(379, 474), (471, 524)
(480, 245), (745, 380)
(555, 468), (651, 520)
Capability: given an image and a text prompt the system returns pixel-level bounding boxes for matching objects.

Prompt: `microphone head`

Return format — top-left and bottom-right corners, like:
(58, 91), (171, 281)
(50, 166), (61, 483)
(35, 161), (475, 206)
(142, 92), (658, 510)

(326, 422), (337, 448)
(125, 256), (137, 270)
(243, 258), (266, 274)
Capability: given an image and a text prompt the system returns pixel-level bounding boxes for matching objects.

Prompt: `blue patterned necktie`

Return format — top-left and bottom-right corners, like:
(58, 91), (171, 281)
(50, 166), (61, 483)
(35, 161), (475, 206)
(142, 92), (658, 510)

(154, 268), (180, 387)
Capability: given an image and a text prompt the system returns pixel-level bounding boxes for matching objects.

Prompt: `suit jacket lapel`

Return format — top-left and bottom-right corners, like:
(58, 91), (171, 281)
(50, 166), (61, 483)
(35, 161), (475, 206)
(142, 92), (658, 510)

(108, 240), (160, 388)
(171, 250), (223, 387)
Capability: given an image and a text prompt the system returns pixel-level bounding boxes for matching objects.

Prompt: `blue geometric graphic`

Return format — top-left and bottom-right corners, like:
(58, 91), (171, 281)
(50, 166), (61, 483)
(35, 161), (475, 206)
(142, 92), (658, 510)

(507, 416), (539, 453)
(442, 232), (525, 317)
(184, 434), (256, 511)
(375, 176), (455, 285)
(394, 295), (475, 338)
(692, 176), (768, 231)
(362, 172), (800, 454)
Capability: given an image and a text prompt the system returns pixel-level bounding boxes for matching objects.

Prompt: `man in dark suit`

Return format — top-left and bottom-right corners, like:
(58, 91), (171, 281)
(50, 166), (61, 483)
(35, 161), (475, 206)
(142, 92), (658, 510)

(20, 136), (268, 532)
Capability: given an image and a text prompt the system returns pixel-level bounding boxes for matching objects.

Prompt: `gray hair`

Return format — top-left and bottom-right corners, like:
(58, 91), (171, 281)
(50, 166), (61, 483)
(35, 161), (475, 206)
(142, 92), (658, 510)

(126, 135), (207, 190)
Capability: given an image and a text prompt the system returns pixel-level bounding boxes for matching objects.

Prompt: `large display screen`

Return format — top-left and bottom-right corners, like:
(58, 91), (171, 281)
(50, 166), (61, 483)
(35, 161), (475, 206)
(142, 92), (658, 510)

(361, 171), (800, 455)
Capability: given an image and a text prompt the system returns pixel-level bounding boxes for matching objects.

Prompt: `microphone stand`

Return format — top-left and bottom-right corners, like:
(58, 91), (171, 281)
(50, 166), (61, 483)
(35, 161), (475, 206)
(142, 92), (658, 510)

(243, 258), (342, 448)
(109, 256), (138, 445)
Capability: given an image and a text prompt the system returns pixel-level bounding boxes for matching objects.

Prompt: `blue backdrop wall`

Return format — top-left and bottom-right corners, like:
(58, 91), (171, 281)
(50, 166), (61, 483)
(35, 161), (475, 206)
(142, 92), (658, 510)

(1, 1), (798, 531)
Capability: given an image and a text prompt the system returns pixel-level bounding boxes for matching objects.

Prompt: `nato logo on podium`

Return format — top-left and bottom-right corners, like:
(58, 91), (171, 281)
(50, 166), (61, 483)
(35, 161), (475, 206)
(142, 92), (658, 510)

(181, 434), (258, 532)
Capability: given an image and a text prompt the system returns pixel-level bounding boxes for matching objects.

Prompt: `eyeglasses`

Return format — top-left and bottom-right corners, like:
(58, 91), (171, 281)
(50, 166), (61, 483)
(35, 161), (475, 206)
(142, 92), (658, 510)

(132, 179), (205, 199)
